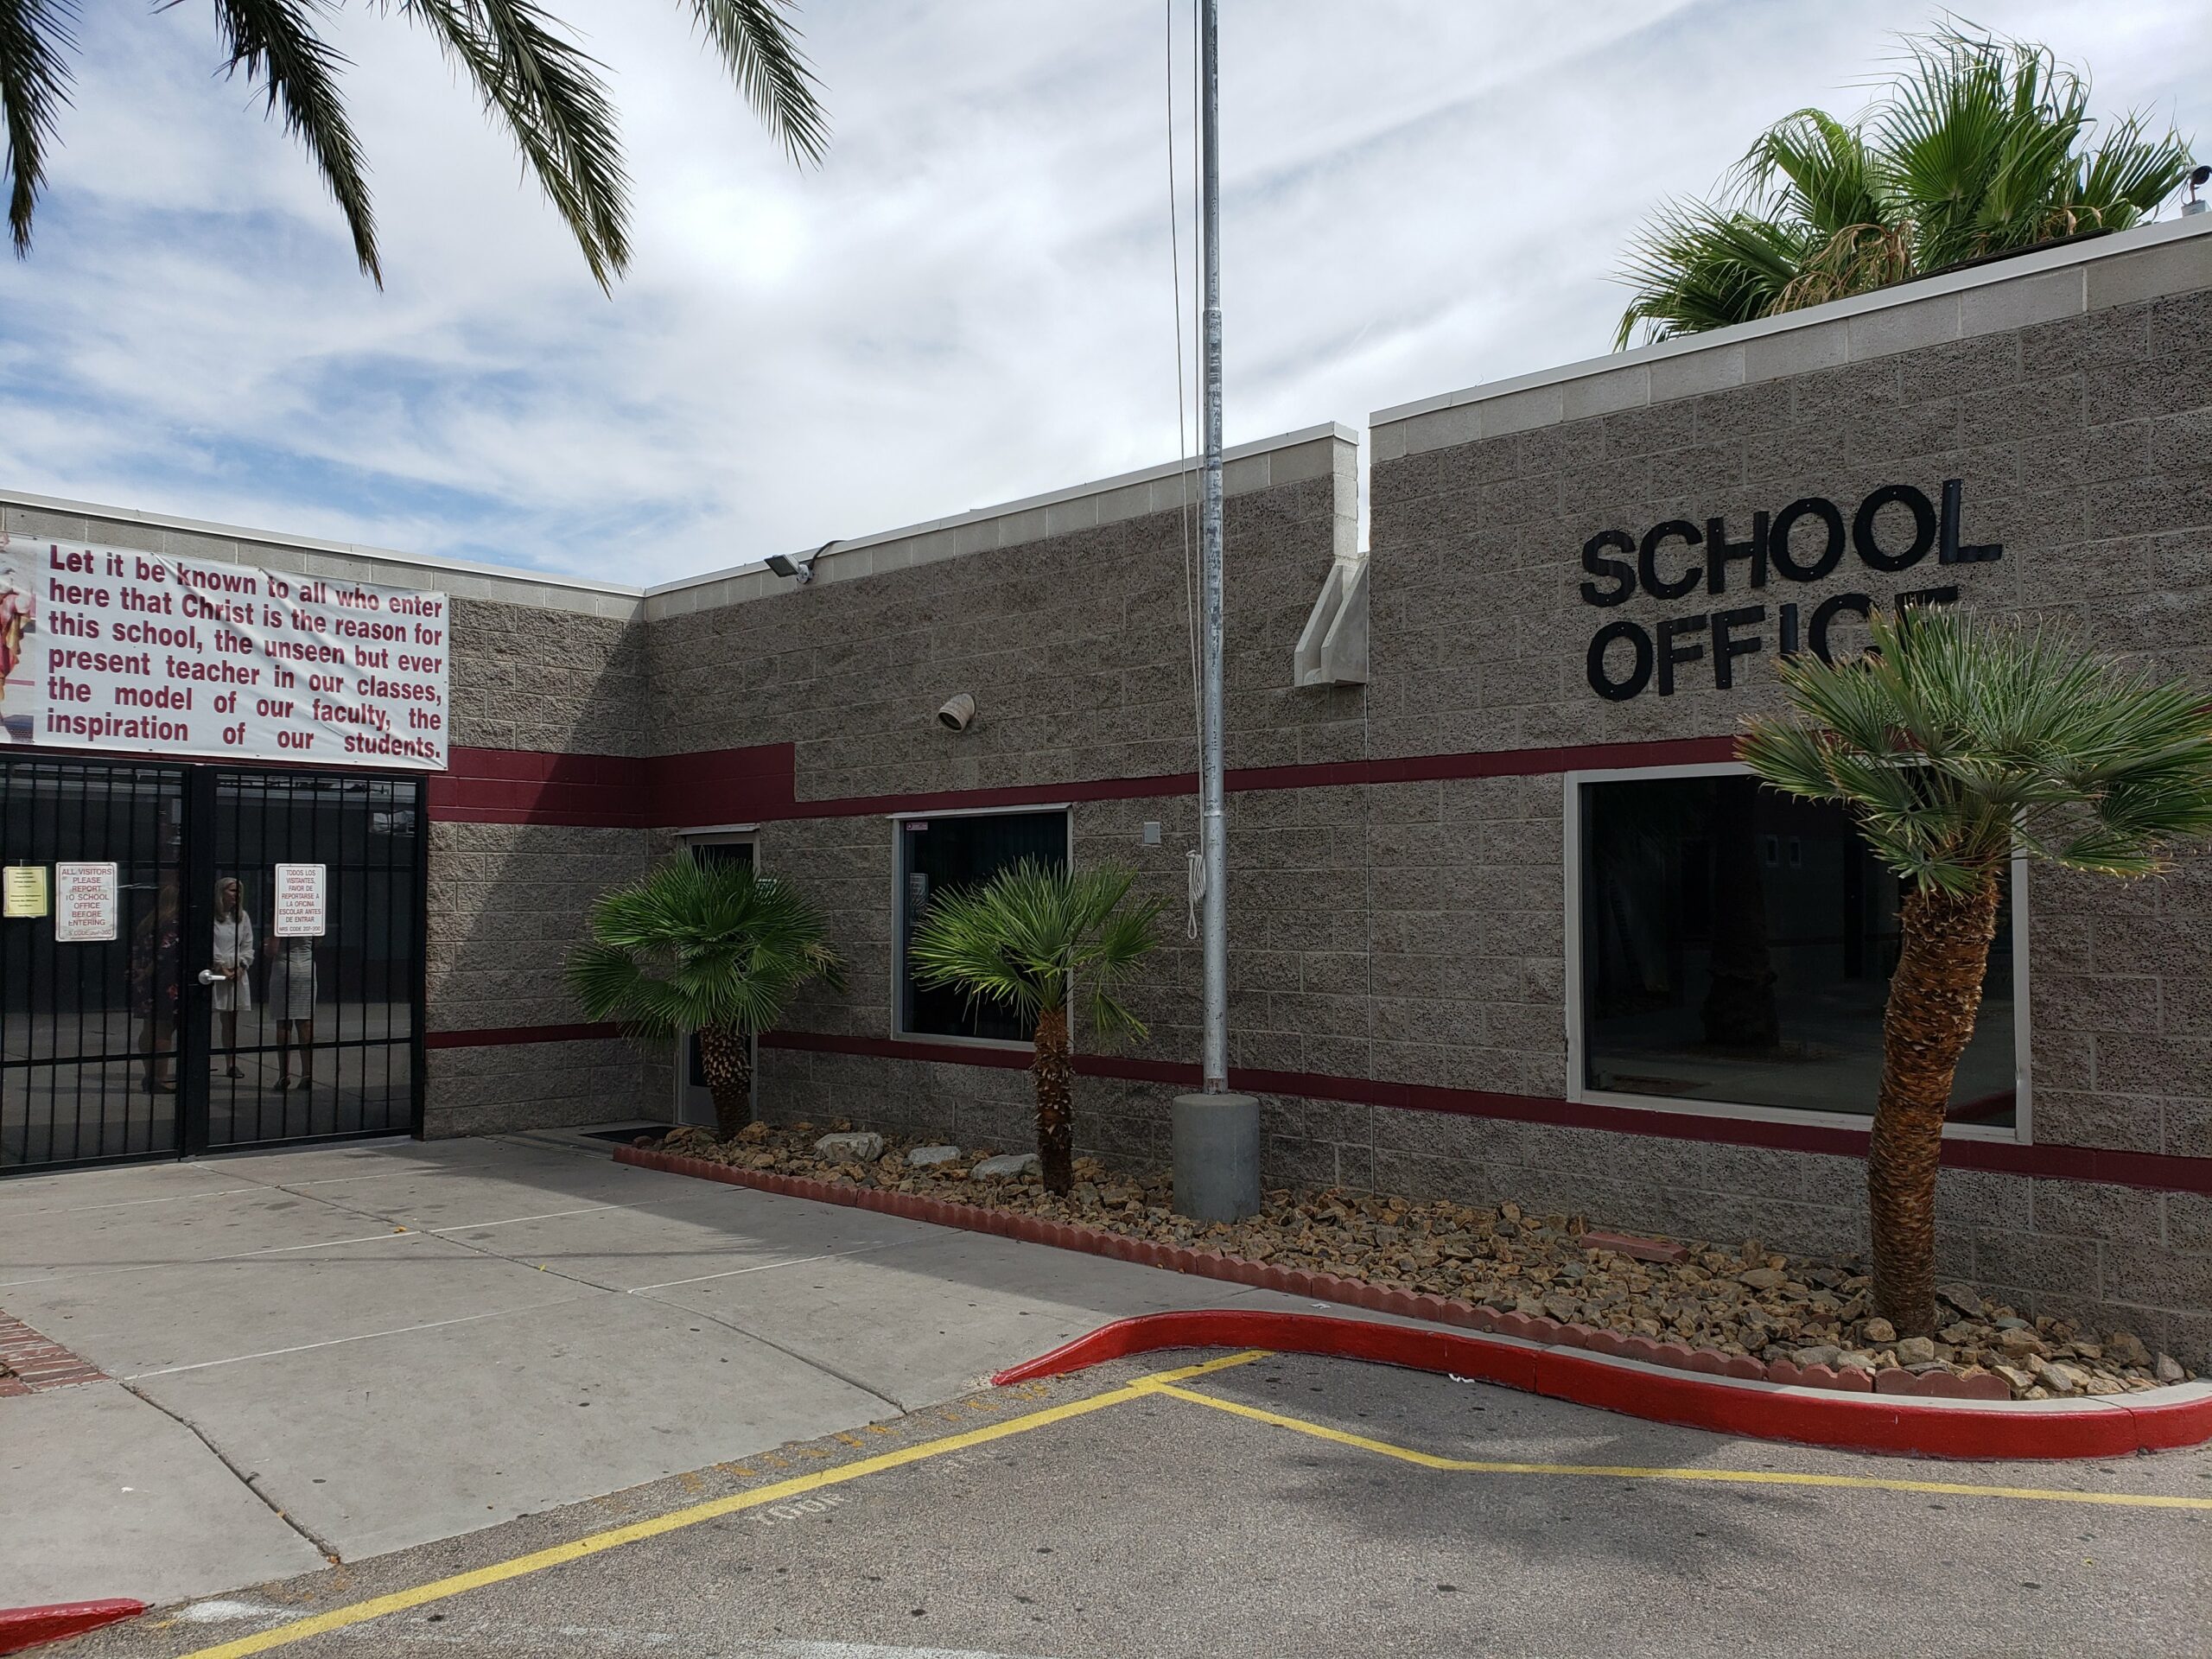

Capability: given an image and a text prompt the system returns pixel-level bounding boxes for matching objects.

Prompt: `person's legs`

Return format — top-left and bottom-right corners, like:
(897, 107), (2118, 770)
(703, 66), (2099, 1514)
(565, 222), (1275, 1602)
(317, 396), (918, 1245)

(296, 1019), (315, 1088)
(220, 1008), (241, 1077)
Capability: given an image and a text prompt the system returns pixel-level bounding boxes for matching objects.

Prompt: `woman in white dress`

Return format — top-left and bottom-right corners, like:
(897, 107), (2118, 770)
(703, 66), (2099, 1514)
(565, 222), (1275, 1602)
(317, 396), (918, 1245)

(211, 877), (254, 1079)
(263, 927), (319, 1091)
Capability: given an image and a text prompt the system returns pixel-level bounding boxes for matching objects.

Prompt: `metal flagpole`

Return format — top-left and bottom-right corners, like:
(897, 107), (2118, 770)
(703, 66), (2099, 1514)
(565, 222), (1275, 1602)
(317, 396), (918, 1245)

(1171, 0), (1260, 1220)
(1197, 0), (1228, 1096)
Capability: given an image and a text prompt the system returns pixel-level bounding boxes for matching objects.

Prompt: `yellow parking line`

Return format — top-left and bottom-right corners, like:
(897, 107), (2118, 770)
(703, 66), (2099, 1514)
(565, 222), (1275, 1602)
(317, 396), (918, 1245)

(1144, 1382), (2212, 1511)
(170, 1351), (1270, 1659)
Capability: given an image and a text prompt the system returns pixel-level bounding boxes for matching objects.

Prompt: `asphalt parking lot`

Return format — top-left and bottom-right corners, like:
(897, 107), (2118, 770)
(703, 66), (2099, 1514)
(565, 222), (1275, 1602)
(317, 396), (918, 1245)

(68, 1347), (2212, 1659)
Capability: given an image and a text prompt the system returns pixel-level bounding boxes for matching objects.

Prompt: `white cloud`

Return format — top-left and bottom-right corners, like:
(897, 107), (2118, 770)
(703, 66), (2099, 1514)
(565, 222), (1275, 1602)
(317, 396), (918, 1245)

(1, 0), (2206, 586)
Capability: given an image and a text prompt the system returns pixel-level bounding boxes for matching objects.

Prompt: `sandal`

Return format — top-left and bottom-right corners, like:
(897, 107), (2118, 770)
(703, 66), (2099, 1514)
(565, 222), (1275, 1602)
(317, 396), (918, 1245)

(226, 1066), (244, 1079)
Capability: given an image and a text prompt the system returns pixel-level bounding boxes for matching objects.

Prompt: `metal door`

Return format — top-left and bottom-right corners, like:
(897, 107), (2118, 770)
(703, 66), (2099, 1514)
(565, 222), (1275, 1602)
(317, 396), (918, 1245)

(0, 759), (187, 1169)
(1, 756), (425, 1172)
(190, 769), (425, 1154)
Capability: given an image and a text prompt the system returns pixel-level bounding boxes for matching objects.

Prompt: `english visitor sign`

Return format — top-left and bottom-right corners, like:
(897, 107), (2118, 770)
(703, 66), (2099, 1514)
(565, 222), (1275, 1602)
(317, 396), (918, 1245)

(1578, 479), (2004, 702)
(0, 537), (450, 769)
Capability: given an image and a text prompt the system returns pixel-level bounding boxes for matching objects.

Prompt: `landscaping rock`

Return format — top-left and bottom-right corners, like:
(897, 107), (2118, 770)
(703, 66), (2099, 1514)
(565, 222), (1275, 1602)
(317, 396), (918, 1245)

(815, 1132), (883, 1162)
(2106, 1332), (2152, 1368)
(639, 1122), (2188, 1402)
(972, 1153), (1041, 1179)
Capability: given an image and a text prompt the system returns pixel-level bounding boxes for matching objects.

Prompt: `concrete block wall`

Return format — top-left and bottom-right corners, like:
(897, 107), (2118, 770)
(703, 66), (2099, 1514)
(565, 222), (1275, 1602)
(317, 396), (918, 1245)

(642, 427), (1361, 795)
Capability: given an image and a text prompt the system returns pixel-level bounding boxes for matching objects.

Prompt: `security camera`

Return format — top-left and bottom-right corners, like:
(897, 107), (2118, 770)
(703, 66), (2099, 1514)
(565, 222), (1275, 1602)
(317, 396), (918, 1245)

(936, 692), (978, 732)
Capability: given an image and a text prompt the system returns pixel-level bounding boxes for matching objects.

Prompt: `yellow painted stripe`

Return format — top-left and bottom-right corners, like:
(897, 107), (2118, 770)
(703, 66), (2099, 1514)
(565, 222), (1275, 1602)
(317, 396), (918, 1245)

(1146, 1382), (2212, 1511)
(173, 1351), (1270, 1659)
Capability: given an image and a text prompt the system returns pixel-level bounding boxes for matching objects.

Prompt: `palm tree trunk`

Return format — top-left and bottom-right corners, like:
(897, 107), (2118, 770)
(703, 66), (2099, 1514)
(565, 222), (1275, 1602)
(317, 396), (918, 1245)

(1031, 1006), (1075, 1197)
(1870, 877), (2001, 1336)
(696, 1022), (753, 1139)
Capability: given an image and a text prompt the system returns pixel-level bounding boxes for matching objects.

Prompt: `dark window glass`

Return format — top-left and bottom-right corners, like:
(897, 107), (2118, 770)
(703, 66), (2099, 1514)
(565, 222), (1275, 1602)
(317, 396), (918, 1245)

(1579, 773), (2016, 1126)
(898, 811), (1067, 1041)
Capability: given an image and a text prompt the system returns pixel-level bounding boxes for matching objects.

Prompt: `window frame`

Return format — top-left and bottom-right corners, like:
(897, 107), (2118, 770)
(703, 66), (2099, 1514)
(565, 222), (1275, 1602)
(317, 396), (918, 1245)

(1560, 760), (2031, 1145)
(888, 803), (1073, 1050)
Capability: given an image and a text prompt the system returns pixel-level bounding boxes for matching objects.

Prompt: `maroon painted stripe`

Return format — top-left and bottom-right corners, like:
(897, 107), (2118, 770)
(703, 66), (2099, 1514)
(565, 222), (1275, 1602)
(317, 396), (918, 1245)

(752, 1027), (2212, 1197)
(429, 1019), (2210, 1192)
(429, 734), (1741, 828)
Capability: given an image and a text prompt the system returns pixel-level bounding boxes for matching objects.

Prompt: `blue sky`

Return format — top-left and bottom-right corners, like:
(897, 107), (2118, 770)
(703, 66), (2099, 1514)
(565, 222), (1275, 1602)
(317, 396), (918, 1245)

(2, 1), (2207, 585)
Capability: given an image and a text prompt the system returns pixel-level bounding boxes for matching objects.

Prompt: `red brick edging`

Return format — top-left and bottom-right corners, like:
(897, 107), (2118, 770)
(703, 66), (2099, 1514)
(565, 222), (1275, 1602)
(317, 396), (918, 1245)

(611, 1142), (2212, 1457)
(0, 1311), (105, 1397)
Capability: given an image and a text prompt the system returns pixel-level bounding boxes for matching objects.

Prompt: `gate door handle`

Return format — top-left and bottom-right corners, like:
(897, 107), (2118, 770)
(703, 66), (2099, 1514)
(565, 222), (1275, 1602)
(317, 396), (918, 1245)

(197, 969), (224, 986)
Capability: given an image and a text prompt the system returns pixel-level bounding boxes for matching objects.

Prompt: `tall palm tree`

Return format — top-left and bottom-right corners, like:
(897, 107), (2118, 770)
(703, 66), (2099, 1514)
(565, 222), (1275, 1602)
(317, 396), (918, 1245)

(0, 0), (829, 289)
(1616, 24), (2194, 346)
(567, 851), (841, 1136)
(1740, 608), (2212, 1337)
(908, 859), (1162, 1197)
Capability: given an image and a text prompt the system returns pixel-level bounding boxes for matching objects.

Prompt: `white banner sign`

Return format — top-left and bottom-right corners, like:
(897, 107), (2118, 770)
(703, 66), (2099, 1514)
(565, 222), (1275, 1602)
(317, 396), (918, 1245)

(1, 537), (449, 770)
(54, 861), (118, 943)
(273, 863), (327, 938)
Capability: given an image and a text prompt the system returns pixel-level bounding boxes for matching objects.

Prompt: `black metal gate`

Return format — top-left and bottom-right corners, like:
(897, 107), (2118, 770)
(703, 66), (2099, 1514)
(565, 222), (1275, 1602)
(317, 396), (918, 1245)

(1, 757), (425, 1172)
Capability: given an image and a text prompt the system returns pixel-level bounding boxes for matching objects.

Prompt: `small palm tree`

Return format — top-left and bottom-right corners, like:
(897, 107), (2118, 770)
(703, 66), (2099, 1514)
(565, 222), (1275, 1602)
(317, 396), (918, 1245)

(908, 859), (1162, 1197)
(567, 852), (841, 1137)
(1741, 608), (2212, 1337)
(1617, 24), (2194, 345)
(2, 1), (829, 288)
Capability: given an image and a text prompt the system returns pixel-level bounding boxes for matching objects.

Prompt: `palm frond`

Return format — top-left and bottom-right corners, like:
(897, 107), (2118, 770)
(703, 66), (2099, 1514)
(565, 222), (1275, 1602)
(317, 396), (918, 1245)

(0, 0), (74, 256)
(565, 851), (841, 1043)
(907, 858), (1163, 1042)
(1614, 21), (2196, 344)
(1740, 607), (2212, 896)
(397, 0), (629, 289)
(685, 0), (827, 165)
(205, 0), (380, 282)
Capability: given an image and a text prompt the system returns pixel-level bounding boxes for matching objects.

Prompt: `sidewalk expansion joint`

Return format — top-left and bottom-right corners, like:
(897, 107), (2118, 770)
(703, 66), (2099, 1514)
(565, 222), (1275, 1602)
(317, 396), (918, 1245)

(120, 1380), (346, 1565)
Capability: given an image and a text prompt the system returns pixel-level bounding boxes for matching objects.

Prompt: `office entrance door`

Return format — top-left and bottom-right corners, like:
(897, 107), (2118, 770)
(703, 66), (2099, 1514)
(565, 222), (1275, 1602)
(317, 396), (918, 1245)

(1, 757), (425, 1173)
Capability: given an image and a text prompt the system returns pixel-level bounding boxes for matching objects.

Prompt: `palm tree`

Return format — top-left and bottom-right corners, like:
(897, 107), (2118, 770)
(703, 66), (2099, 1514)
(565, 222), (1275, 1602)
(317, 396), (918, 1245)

(567, 851), (841, 1136)
(1, 0), (829, 289)
(1739, 608), (2212, 1337)
(907, 859), (1162, 1197)
(1616, 24), (2194, 346)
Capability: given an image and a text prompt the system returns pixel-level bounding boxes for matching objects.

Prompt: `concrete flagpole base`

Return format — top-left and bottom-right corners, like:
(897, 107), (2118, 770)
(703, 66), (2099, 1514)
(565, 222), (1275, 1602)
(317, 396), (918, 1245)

(1171, 1091), (1261, 1222)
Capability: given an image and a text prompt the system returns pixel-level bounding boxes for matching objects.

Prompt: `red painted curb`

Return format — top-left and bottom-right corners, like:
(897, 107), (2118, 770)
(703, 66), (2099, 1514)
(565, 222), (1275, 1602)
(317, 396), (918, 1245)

(611, 1144), (2212, 1459)
(0, 1600), (144, 1655)
(988, 1310), (2212, 1460)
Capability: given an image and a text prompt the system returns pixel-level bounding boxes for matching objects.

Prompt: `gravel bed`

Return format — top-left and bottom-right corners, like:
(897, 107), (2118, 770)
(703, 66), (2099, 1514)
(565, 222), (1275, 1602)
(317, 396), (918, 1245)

(650, 1121), (2191, 1402)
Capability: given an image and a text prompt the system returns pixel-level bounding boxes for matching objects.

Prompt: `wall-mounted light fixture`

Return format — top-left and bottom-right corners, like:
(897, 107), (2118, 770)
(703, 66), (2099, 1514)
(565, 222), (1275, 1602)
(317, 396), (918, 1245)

(764, 539), (839, 585)
(936, 692), (978, 732)
(2186, 163), (2210, 216)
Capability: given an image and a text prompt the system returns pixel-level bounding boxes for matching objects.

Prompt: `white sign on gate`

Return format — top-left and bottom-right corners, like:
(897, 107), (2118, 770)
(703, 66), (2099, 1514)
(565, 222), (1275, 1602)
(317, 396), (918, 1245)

(54, 861), (118, 943)
(0, 538), (449, 770)
(272, 863), (327, 938)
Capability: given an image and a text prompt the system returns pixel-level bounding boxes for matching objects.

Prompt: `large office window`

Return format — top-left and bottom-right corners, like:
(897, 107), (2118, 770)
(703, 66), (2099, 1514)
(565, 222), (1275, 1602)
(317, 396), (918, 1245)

(896, 810), (1068, 1041)
(1576, 770), (2018, 1129)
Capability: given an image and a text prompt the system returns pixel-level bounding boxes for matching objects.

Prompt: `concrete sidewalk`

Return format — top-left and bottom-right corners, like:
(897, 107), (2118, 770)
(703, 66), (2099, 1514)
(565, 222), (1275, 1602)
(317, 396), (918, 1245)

(0, 1128), (1312, 1608)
